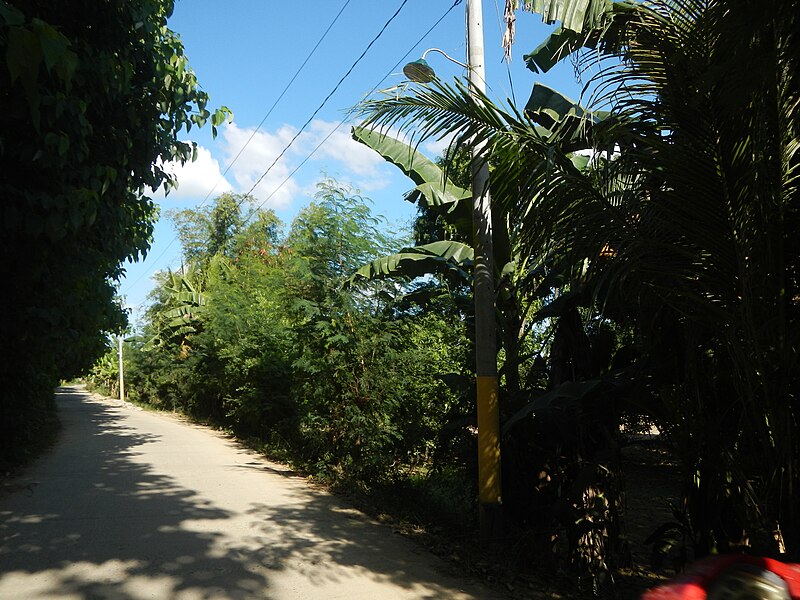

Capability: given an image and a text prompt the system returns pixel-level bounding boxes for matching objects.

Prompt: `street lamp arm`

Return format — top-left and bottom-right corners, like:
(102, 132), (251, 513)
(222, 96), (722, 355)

(420, 47), (469, 69)
(403, 48), (470, 83)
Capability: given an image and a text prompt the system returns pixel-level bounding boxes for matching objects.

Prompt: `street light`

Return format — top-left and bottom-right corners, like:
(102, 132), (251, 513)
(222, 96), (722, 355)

(403, 0), (502, 539)
(402, 48), (468, 83)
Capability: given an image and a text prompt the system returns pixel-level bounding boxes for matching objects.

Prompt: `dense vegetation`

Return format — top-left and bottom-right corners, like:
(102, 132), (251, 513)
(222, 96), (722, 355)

(102, 0), (798, 594)
(356, 0), (800, 592)
(88, 182), (478, 522)
(8, 0), (798, 596)
(0, 0), (229, 466)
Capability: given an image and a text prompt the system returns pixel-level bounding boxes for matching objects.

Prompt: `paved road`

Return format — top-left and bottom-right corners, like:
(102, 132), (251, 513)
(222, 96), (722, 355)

(0, 386), (505, 600)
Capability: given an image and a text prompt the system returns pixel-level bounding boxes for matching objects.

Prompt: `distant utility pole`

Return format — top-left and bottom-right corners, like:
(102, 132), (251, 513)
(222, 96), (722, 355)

(118, 335), (125, 402)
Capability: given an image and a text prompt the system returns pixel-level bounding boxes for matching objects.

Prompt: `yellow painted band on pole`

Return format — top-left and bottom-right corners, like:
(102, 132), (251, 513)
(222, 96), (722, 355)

(477, 375), (501, 505)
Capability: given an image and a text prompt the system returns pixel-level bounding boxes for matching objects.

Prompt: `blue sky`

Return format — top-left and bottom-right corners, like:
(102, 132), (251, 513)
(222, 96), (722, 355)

(118, 0), (585, 318)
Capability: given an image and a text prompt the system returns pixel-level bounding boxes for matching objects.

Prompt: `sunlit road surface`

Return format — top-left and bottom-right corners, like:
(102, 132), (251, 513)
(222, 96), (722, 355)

(0, 386), (505, 599)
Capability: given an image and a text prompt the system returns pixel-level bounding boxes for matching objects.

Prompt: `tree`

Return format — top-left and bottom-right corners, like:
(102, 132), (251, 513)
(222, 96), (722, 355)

(357, 0), (800, 563)
(127, 180), (464, 486)
(354, 81), (631, 591)
(0, 0), (230, 464)
(514, 0), (800, 558)
(167, 193), (268, 266)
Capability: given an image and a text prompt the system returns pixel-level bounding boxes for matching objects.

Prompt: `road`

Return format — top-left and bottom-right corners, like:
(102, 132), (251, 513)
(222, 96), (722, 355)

(0, 386), (506, 600)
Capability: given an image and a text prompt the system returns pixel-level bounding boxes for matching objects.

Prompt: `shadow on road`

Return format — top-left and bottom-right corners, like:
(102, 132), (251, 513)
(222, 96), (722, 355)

(0, 387), (498, 599)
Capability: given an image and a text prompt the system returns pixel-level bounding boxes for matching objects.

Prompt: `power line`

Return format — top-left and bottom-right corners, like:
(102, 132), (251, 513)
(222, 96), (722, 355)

(122, 0), (463, 303)
(493, 0), (516, 105)
(207, 0), (354, 206)
(121, 0), (352, 299)
(242, 0), (412, 199)
(242, 0), (465, 222)
(174, 0), (419, 250)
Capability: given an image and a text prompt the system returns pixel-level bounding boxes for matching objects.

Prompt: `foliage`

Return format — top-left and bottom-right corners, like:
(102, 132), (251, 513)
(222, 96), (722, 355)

(355, 0), (800, 584)
(0, 0), (230, 463)
(85, 339), (121, 399)
(517, 0), (800, 560)
(125, 181), (468, 491)
(166, 193), (276, 266)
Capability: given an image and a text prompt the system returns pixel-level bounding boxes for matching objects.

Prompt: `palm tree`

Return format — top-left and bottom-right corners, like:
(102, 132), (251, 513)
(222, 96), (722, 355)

(358, 0), (800, 561)
(357, 71), (632, 595)
(520, 0), (800, 557)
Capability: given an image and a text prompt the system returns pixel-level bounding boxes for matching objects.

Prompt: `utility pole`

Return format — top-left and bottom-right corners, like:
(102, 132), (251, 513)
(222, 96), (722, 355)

(118, 335), (125, 402)
(467, 0), (502, 538)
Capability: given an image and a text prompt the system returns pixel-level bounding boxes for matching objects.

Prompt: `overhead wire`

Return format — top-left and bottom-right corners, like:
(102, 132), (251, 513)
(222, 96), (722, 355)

(493, 0), (517, 105)
(241, 0), (412, 200)
(204, 0), (354, 207)
(122, 0), (464, 303)
(241, 0), (465, 223)
(122, 0), (352, 299)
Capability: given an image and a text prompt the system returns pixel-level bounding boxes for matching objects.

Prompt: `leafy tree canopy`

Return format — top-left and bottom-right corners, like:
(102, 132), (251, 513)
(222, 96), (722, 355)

(0, 0), (230, 463)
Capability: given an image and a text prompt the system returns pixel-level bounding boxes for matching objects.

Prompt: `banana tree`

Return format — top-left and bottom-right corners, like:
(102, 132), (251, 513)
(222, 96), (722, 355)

(144, 256), (231, 352)
(353, 82), (638, 593)
(351, 13), (657, 586)
(350, 239), (474, 284)
(349, 125), (546, 395)
(353, 60), (627, 389)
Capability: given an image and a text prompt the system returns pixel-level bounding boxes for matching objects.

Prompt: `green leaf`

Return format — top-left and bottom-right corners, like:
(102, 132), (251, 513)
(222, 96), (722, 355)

(525, 83), (599, 129)
(524, 1), (637, 72)
(524, 26), (583, 73)
(352, 126), (471, 226)
(524, 83), (609, 150)
(0, 3), (25, 26)
(348, 240), (474, 285)
(33, 18), (72, 75)
(410, 182), (471, 212)
(211, 106), (233, 126)
(530, 0), (611, 34)
(57, 133), (70, 156)
(352, 126), (443, 185)
(569, 153), (591, 171)
(7, 26), (42, 87)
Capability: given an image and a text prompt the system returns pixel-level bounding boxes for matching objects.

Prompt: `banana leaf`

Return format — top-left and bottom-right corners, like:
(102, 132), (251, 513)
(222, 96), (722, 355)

(348, 240), (473, 285)
(502, 379), (602, 435)
(525, 83), (610, 151)
(351, 126), (471, 232)
(524, 0), (638, 73)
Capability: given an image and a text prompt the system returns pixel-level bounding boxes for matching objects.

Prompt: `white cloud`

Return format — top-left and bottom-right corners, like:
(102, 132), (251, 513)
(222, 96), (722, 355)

(145, 117), (451, 215)
(302, 120), (389, 188)
(219, 122), (300, 210)
(211, 119), (403, 209)
(154, 145), (232, 201)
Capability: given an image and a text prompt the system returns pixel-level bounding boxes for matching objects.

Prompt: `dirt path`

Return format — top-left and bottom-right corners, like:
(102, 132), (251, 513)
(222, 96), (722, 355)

(617, 438), (684, 597)
(0, 386), (507, 599)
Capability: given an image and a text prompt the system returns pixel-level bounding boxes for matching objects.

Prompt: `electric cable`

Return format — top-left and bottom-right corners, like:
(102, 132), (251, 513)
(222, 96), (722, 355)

(205, 0), (354, 207)
(121, 0), (352, 299)
(241, 0), (465, 223)
(242, 0), (412, 200)
(493, 0), (517, 105)
(122, 0), (464, 305)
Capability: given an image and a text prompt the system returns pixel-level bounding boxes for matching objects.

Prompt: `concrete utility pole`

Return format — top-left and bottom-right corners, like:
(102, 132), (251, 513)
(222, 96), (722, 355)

(118, 335), (125, 402)
(403, 0), (503, 538)
(466, 0), (502, 538)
